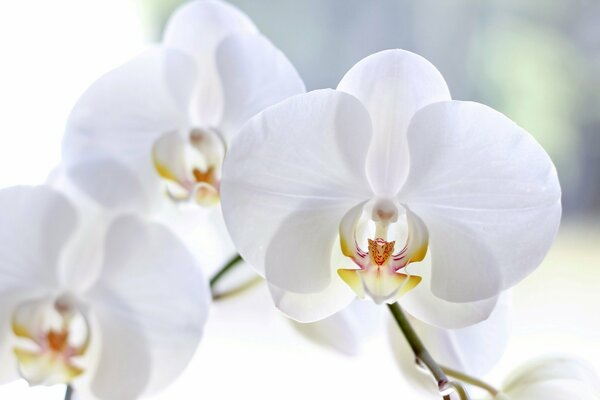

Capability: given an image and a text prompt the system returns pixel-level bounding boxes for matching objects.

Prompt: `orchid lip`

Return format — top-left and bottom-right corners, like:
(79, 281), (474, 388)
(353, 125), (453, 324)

(337, 199), (428, 304)
(12, 295), (91, 386)
(152, 127), (226, 206)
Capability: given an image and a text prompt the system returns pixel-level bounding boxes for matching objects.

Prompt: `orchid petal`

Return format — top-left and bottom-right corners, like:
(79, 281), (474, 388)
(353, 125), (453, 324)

(63, 48), (196, 209)
(337, 49), (451, 196)
(410, 293), (509, 374)
(163, 0), (257, 125)
(221, 90), (373, 285)
(291, 300), (382, 356)
(501, 356), (600, 399)
(87, 215), (209, 397)
(400, 256), (499, 329)
(269, 280), (356, 324)
(216, 33), (306, 137)
(0, 186), (76, 294)
(400, 101), (561, 302)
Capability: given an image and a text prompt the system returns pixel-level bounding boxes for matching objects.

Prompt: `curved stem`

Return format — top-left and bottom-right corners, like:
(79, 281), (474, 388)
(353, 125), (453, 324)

(387, 302), (450, 394)
(64, 385), (73, 400)
(442, 365), (500, 396)
(209, 254), (243, 288)
(211, 276), (263, 301)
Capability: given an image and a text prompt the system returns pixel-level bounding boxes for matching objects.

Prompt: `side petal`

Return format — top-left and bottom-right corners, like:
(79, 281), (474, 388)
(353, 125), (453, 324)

(221, 89), (373, 284)
(163, 0), (258, 126)
(216, 33), (306, 137)
(400, 101), (561, 303)
(399, 256), (498, 329)
(337, 49), (451, 196)
(87, 215), (210, 398)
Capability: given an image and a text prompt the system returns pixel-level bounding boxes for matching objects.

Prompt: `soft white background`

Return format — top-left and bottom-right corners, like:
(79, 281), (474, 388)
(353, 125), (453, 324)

(0, 1), (598, 399)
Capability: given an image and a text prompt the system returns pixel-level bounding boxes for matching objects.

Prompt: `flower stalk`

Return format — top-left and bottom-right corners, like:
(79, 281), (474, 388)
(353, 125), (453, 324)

(442, 365), (500, 397)
(209, 254), (243, 288)
(387, 302), (470, 400)
(64, 385), (73, 400)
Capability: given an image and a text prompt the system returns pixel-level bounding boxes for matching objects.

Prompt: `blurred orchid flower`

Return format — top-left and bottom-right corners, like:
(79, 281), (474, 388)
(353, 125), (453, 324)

(62, 0), (304, 209)
(0, 186), (209, 399)
(492, 356), (600, 399)
(220, 49), (561, 327)
(61, 0), (305, 272)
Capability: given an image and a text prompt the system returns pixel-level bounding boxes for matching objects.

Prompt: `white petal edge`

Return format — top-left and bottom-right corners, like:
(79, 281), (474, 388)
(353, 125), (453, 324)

(399, 255), (499, 329)
(290, 299), (382, 355)
(221, 89), (373, 287)
(337, 49), (451, 196)
(163, 0), (258, 126)
(400, 100), (561, 302)
(87, 215), (210, 397)
(216, 33), (306, 137)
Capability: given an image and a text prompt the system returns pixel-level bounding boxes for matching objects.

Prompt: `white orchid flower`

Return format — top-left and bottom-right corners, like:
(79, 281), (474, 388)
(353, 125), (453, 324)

(62, 0), (305, 210)
(492, 356), (600, 399)
(0, 185), (209, 399)
(220, 49), (561, 328)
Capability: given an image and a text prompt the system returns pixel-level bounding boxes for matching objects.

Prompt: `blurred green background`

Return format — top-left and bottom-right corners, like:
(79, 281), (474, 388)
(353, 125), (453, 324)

(138, 0), (600, 222)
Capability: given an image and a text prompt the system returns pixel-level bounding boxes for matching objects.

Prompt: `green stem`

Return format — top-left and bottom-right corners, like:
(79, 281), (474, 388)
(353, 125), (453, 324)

(387, 303), (450, 393)
(442, 366), (500, 396)
(64, 385), (73, 400)
(209, 254), (243, 288)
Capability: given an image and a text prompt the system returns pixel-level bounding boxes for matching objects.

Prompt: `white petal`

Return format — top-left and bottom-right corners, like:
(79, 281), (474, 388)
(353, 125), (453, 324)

(87, 215), (210, 397)
(269, 280), (355, 324)
(0, 300), (20, 383)
(408, 293), (510, 375)
(0, 186), (76, 294)
(216, 33), (305, 136)
(61, 157), (155, 214)
(337, 49), (451, 196)
(290, 299), (382, 355)
(400, 255), (499, 329)
(63, 47), (195, 180)
(501, 382), (599, 400)
(400, 101), (561, 302)
(502, 356), (600, 398)
(221, 89), (373, 285)
(163, 0), (257, 126)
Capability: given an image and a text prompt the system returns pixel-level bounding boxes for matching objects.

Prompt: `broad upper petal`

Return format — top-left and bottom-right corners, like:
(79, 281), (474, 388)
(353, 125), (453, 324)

(87, 215), (210, 397)
(221, 89), (373, 285)
(163, 0), (257, 126)
(337, 49), (451, 196)
(400, 101), (561, 302)
(216, 33), (306, 137)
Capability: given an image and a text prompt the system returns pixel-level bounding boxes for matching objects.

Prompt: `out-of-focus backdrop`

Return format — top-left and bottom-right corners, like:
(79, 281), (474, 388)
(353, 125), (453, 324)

(0, 0), (598, 398)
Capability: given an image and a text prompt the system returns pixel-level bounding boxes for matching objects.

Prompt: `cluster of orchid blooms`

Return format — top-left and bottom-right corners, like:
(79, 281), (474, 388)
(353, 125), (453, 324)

(0, 1), (598, 399)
